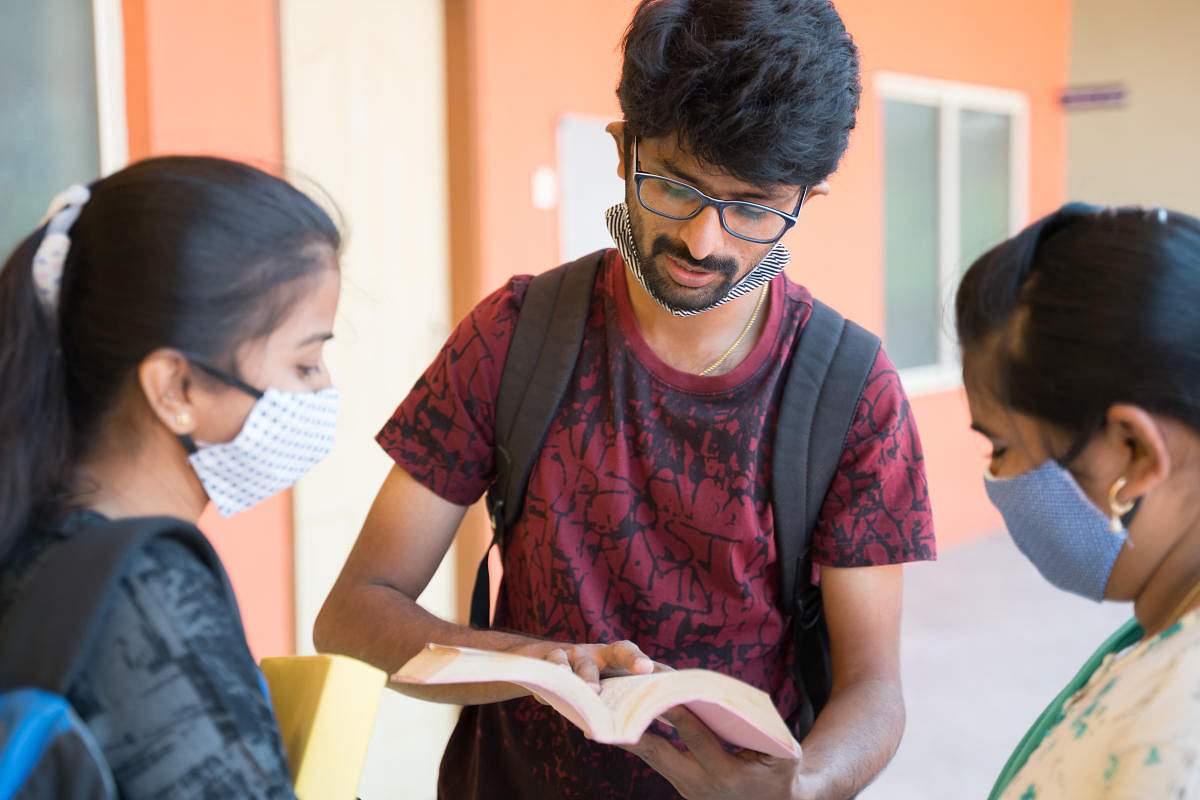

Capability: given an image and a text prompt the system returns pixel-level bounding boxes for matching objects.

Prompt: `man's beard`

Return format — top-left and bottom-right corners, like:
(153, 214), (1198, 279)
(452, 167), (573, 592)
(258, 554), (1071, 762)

(629, 213), (741, 313)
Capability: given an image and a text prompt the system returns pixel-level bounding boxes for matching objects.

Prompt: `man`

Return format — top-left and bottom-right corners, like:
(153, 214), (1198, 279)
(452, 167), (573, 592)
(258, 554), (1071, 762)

(315, 1), (935, 797)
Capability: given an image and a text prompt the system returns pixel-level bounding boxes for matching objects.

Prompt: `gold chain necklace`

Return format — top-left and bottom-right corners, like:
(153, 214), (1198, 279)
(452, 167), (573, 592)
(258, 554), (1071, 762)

(698, 283), (769, 376)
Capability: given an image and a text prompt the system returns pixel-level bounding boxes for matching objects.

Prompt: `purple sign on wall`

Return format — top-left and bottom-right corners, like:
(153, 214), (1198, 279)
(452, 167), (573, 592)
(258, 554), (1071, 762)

(1060, 83), (1127, 110)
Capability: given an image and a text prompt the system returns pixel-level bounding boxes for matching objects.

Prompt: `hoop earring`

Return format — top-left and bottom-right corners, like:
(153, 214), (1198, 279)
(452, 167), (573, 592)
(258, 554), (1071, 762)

(1108, 477), (1136, 533)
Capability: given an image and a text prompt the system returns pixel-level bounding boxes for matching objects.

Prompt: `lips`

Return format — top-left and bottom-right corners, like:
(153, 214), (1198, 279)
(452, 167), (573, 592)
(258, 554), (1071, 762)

(664, 256), (719, 289)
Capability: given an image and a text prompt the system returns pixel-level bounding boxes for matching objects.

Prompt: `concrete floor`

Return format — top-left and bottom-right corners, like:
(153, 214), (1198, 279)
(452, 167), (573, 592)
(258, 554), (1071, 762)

(859, 531), (1132, 799)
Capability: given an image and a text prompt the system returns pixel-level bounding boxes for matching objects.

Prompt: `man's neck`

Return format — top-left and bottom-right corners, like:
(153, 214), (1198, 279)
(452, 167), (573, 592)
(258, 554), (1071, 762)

(625, 274), (771, 376)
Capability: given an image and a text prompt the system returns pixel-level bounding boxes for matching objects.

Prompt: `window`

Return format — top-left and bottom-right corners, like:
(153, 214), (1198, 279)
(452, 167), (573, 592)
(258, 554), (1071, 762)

(0, 0), (126, 256)
(878, 73), (1028, 394)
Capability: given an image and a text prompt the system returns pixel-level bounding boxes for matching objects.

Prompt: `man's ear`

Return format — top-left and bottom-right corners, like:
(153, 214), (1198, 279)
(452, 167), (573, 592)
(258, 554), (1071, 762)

(1103, 404), (1171, 503)
(804, 181), (831, 204)
(605, 120), (628, 181)
(138, 349), (197, 436)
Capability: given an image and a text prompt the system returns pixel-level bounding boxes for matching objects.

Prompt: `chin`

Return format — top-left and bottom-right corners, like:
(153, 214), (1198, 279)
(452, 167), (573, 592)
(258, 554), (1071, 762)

(642, 262), (733, 311)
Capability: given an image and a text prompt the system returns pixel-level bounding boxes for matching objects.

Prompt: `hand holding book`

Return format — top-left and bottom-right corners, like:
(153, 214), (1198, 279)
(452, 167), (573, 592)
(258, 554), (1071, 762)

(392, 643), (800, 760)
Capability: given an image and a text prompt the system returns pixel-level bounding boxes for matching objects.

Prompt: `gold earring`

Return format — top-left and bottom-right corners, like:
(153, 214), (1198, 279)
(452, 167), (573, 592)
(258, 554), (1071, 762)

(1108, 477), (1136, 533)
(175, 410), (193, 431)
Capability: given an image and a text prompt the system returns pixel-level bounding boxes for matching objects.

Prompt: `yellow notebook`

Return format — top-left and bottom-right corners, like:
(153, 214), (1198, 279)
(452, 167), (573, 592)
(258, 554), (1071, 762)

(259, 654), (386, 799)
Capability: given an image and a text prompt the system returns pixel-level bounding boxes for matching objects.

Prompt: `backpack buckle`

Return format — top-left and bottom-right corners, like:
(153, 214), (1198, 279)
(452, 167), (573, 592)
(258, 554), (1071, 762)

(795, 584), (823, 630)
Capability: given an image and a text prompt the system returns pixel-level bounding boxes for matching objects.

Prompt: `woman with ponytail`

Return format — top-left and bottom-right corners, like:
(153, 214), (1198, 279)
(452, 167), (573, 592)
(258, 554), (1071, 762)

(956, 203), (1200, 798)
(0, 156), (342, 797)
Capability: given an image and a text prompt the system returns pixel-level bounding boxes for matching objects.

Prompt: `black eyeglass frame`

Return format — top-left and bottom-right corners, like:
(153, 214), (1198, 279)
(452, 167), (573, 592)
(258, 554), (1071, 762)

(630, 137), (809, 244)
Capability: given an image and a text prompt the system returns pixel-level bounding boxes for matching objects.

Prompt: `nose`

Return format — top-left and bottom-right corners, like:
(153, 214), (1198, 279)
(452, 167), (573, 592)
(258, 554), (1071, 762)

(677, 204), (725, 261)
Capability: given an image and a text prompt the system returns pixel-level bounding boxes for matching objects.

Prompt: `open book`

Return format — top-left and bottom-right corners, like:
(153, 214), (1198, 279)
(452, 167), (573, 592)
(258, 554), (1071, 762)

(392, 643), (799, 759)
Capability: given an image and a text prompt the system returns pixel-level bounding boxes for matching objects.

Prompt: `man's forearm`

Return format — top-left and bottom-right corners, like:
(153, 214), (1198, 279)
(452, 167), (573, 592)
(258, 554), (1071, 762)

(795, 679), (905, 800)
(313, 581), (544, 704)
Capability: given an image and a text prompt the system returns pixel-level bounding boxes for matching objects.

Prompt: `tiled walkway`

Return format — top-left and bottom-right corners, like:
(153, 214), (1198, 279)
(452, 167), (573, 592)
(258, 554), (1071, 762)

(860, 532), (1132, 799)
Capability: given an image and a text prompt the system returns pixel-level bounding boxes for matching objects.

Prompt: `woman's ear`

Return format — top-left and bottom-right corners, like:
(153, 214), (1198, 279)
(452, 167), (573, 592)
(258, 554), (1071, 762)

(138, 349), (197, 436)
(1103, 404), (1171, 502)
(605, 120), (628, 181)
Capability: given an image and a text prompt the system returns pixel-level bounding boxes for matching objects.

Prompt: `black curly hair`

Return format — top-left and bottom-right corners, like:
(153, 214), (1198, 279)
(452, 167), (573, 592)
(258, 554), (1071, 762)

(617, 0), (861, 188)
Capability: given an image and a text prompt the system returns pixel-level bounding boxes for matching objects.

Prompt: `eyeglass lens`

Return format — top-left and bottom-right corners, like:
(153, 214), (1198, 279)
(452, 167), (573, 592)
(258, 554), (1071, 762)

(636, 177), (789, 242)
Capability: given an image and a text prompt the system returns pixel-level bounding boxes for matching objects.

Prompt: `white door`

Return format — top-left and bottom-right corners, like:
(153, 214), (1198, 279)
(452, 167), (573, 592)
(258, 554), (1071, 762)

(279, 2), (457, 797)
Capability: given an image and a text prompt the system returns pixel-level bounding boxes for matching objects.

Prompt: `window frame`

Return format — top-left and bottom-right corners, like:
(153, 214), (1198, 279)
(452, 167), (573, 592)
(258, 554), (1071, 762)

(93, 0), (129, 174)
(876, 72), (1030, 396)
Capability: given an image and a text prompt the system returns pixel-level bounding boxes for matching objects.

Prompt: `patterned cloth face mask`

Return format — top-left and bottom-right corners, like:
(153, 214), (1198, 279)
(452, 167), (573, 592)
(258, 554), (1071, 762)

(603, 202), (791, 317)
(183, 364), (340, 517)
(983, 460), (1128, 602)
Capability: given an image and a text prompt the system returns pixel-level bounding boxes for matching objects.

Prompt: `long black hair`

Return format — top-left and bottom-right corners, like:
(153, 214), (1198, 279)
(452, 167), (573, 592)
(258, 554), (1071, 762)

(956, 202), (1200, 440)
(0, 156), (341, 555)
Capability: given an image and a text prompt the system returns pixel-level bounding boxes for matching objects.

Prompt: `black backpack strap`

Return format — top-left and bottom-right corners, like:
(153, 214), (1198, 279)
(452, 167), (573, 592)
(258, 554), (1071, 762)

(468, 249), (604, 628)
(773, 299), (881, 737)
(0, 516), (242, 694)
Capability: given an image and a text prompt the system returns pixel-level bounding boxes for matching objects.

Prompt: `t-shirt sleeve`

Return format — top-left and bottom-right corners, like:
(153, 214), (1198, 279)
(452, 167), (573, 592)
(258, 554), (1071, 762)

(376, 276), (531, 506)
(69, 539), (295, 799)
(810, 346), (937, 567)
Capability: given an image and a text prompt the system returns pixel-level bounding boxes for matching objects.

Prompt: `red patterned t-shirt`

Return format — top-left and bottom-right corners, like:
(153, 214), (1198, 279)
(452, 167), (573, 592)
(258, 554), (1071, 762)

(377, 250), (935, 799)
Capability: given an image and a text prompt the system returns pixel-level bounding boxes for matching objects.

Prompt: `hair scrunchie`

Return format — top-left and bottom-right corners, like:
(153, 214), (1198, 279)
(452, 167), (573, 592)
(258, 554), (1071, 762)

(32, 184), (91, 312)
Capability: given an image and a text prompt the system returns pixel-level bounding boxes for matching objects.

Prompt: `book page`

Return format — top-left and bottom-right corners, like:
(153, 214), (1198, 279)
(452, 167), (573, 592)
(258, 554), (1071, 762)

(597, 670), (797, 758)
(393, 645), (797, 758)
(391, 644), (615, 740)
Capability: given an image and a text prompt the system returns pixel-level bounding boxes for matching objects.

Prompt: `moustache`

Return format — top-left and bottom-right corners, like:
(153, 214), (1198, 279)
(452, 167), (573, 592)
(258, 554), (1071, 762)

(650, 236), (737, 279)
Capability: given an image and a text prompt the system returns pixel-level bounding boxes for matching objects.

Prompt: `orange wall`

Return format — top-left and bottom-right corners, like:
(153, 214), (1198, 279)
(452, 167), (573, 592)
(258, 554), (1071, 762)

(451, 0), (1071, 550)
(832, 0), (1072, 548)
(123, 0), (294, 659)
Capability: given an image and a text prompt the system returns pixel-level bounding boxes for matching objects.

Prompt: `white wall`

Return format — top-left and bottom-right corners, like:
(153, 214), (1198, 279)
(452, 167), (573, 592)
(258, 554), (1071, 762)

(1068, 0), (1200, 214)
(279, 2), (458, 797)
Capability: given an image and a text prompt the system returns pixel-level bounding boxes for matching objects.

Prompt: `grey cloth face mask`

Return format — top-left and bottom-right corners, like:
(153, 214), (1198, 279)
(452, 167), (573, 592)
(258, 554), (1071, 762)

(603, 202), (791, 317)
(983, 460), (1128, 602)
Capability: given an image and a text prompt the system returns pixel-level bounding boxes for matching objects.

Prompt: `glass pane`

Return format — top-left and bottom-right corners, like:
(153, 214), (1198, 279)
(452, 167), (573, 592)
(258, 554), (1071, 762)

(884, 100), (940, 370)
(0, 0), (100, 258)
(960, 110), (1011, 272)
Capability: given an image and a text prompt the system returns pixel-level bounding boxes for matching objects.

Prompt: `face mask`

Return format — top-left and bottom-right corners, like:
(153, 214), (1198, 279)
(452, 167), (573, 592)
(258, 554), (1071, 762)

(182, 364), (340, 517)
(983, 460), (1127, 602)
(603, 202), (791, 317)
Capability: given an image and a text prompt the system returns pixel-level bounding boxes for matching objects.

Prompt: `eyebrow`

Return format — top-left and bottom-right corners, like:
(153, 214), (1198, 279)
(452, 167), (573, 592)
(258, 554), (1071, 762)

(969, 421), (997, 439)
(297, 331), (334, 347)
(656, 155), (778, 204)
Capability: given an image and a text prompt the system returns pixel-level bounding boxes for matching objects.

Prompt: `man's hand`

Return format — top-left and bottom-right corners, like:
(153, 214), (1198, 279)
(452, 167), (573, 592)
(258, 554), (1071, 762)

(507, 639), (657, 692)
(622, 707), (812, 800)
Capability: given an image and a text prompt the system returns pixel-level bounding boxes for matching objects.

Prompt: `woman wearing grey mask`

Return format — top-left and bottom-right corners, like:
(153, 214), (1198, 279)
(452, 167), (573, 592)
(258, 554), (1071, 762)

(956, 203), (1200, 799)
(0, 156), (342, 797)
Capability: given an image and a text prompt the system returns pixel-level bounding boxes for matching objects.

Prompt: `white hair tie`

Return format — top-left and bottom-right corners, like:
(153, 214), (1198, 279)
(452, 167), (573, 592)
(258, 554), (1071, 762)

(32, 184), (91, 311)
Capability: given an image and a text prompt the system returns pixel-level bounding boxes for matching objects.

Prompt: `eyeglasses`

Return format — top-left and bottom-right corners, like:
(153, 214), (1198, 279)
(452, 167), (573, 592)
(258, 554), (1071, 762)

(631, 138), (807, 244)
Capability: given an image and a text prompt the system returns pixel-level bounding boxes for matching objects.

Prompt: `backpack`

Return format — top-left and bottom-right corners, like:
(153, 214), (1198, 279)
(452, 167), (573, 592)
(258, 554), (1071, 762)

(0, 516), (247, 799)
(469, 249), (881, 740)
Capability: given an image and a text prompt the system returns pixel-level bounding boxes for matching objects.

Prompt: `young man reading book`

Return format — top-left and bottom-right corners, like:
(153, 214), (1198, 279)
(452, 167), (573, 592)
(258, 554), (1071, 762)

(315, 1), (936, 798)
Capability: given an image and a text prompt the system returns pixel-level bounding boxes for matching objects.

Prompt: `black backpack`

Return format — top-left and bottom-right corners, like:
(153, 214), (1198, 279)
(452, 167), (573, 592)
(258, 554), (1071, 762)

(469, 250), (880, 739)
(0, 517), (246, 799)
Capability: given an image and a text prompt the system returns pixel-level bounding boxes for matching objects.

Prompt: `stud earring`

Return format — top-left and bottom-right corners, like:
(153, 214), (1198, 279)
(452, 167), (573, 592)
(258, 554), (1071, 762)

(175, 411), (194, 431)
(1108, 477), (1136, 533)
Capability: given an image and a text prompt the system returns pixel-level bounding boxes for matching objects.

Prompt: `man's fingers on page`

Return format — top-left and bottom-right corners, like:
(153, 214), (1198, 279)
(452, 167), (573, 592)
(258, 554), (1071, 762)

(607, 639), (655, 674)
(543, 647), (571, 670)
(568, 648), (602, 691)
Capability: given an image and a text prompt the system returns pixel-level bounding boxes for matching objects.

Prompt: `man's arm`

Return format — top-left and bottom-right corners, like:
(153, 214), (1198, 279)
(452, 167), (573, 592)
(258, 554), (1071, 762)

(622, 562), (904, 800)
(313, 465), (653, 705)
(788, 562), (905, 796)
